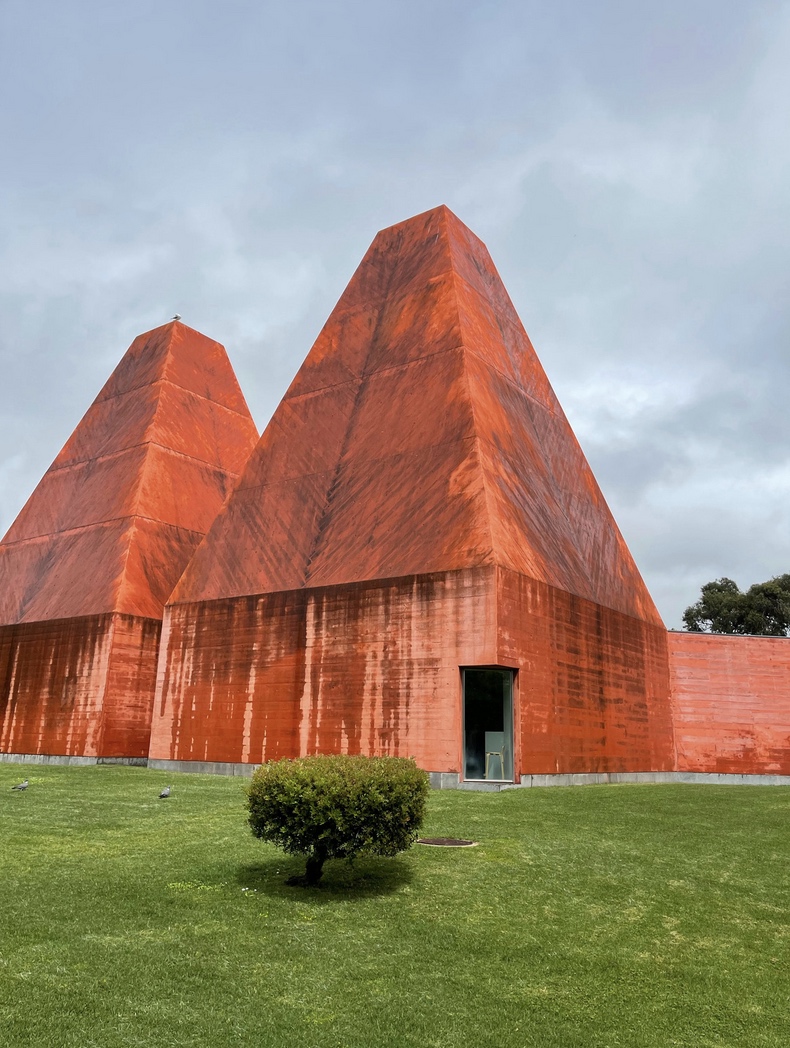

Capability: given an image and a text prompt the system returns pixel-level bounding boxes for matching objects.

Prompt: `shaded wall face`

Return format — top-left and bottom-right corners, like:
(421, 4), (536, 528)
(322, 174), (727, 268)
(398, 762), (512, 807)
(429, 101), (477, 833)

(497, 569), (675, 775)
(151, 568), (499, 770)
(669, 632), (790, 775)
(0, 614), (161, 758)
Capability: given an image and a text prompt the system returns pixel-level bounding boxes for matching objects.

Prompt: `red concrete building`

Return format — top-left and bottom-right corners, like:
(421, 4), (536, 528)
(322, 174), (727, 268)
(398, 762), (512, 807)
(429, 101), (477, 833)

(0, 321), (258, 761)
(148, 206), (677, 782)
(3, 208), (789, 783)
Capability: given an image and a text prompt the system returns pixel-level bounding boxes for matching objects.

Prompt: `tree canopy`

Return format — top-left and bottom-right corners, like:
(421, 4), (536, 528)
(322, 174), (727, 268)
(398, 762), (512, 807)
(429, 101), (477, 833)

(246, 754), (429, 886)
(682, 575), (790, 636)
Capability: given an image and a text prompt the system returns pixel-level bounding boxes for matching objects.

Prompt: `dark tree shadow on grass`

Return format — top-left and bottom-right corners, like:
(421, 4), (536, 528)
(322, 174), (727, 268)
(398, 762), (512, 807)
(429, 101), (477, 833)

(236, 853), (414, 901)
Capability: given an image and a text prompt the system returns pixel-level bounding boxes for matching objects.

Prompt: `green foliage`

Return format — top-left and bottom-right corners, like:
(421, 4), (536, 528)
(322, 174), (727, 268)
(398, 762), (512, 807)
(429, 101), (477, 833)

(683, 574), (790, 635)
(246, 755), (429, 884)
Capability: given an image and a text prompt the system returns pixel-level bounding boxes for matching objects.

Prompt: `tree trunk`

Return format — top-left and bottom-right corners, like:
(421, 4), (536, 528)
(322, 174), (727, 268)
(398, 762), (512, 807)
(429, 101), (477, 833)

(304, 846), (327, 885)
(287, 844), (328, 887)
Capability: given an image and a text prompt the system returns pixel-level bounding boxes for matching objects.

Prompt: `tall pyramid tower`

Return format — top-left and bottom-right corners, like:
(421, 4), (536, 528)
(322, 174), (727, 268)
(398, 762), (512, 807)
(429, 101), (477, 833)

(150, 208), (675, 779)
(0, 321), (258, 759)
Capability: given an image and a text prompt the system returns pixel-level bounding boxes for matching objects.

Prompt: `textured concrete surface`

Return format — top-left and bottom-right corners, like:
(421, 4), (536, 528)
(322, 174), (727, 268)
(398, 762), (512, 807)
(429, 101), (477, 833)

(520, 771), (790, 787)
(151, 564), (675, 775)
(170, 206), (661, 624)
(150, 567), (498, 770)
(669, 631), (790, 775)
(0, 752), (101, 766)
(154, 206), (670, 775)
(32, 755), (782, 788)
(148, 758), (257, 777)
(4, 209), (790, 779)
(0, 321), (257, 624)
(0, 322), (258, 759)
(0, 614), (161, 758)
(497, 568), (675, 775)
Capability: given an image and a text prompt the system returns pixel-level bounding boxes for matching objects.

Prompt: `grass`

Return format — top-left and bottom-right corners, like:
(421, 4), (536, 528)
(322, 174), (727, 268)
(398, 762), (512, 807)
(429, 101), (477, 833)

(1, 765), (789, 1048)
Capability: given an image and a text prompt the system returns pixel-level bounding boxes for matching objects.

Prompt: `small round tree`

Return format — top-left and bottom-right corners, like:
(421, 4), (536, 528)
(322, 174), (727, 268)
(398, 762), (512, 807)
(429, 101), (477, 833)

(246, 754), (430, 886)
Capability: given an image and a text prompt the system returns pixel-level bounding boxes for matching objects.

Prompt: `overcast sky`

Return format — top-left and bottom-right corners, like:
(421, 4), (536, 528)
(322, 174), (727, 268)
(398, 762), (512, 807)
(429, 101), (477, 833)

(1, 0), (788, 628)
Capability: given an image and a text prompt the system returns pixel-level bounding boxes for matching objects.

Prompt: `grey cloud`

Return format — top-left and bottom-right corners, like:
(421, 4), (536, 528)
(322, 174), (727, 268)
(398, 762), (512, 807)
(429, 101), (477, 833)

(1, 0), (789, 630)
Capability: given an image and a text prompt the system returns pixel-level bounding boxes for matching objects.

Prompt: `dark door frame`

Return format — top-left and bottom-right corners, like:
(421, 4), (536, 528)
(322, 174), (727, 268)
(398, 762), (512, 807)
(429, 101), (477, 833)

(459, 665), (518, 782)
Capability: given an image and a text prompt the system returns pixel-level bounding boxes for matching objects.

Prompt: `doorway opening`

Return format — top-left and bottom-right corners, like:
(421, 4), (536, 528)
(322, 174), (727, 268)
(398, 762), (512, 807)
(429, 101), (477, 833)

(462, 668), (515, 781)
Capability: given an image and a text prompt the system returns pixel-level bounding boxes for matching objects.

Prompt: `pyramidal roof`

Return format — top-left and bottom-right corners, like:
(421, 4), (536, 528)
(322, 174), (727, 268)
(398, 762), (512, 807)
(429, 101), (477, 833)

(171, 206), (661, 624)
(0, 321), (258, 623)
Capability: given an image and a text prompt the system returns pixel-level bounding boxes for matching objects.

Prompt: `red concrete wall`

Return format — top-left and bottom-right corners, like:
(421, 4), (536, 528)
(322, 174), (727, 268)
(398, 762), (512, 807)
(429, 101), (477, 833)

(0, 614), (160, 758)
(0, 616), (112, 756)
(149, 207), (675, 777)
(151, 568), (499, 771)
(497, 569), (675, 774)
(151, 565), (675, 775)
(669, 632), (790, 774)
(99, 615), (162, 757)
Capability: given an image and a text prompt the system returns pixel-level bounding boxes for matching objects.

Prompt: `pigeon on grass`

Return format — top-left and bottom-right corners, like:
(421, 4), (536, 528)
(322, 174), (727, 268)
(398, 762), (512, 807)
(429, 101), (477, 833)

(11, 779), (28, 791)
(159, 786), (171, 799)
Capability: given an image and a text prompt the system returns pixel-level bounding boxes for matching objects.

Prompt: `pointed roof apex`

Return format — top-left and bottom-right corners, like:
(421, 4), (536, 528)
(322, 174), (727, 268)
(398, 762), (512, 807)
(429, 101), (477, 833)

(0, 321), (258, 623)
(327, 204), (515, 327)
(172, 207), (661, 625)
(96, 320), (251, 415)
(376, 202), (455, 232)
(376, 203), (492, 250)
(373, 203), (484, 244)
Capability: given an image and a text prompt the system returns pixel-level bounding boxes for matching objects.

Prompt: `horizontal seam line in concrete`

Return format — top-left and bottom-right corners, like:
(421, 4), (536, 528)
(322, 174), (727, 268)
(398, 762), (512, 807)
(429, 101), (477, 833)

(164, 564), (496, 609)
(47, 437), (247, 476)
(0, 516), (205, 548)
(233, 433), (486, 492)
(96, 377), (251, 419)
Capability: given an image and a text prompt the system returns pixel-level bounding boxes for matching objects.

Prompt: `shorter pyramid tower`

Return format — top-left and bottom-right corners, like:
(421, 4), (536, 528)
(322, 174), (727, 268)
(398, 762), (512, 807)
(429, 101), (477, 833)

(0, 321), (258, 759)
(150, 208), (675, 778)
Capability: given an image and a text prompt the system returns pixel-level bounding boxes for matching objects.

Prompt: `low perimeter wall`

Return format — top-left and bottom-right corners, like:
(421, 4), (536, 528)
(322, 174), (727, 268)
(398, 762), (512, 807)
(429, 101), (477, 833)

(668, 632), (790, 775)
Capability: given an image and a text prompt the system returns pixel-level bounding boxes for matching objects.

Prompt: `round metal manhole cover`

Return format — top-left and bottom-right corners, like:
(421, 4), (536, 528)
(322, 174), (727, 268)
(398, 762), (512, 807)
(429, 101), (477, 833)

(416, 837), (478, 847)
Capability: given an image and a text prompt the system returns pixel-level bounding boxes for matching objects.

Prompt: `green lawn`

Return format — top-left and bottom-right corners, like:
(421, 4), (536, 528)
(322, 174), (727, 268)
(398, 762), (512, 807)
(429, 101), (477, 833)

(1, 765), (788, 1048)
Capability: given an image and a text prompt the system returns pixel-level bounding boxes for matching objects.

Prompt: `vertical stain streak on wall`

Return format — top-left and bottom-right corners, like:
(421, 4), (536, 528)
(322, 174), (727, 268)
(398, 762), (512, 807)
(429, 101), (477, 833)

(152, 565), (675, 776)
(0, 320), (258, 760)
(669, 632), (790, 774)
(299, 594), (319, 757)
(153, 591), (309, 765)
(99, 616), (162, 756)
(0, 632), (18, 752)
(153, 611), (175, 746)
(241, 643), (258, 764)
(0, 615), (160, 757)
(0, 618), (107, 756)
(151, 568), (499, 771)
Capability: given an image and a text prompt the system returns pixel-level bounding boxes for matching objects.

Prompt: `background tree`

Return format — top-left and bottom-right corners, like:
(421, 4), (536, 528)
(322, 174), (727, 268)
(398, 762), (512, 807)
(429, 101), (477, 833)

(683, 575), (790, 636)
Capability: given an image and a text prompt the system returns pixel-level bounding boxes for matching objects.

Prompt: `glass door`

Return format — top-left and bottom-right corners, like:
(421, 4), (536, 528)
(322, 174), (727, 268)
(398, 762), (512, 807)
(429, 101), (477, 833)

(462, 668), (514, 781)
